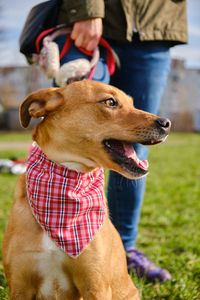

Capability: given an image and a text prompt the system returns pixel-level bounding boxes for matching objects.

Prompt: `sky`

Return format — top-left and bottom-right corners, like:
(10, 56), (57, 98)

(170, 0), (200, 68)
(0, 0), (200, 69)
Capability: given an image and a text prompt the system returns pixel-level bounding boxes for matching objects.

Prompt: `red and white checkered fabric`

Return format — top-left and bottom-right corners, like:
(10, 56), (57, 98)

(26, 146), (107, 257)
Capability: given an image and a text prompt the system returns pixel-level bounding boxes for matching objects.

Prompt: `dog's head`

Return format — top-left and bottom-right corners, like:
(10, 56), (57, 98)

(20, 81), (170, 179)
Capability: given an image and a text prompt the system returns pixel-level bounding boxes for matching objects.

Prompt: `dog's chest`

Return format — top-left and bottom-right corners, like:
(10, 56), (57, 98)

(36, 234), (70, 296)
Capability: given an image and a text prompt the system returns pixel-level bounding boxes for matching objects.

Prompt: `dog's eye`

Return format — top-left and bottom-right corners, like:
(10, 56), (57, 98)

(102, 98), (118, 108)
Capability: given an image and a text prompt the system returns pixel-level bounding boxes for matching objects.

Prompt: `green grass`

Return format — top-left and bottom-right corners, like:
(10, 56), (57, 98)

(0, 133), (200, 299)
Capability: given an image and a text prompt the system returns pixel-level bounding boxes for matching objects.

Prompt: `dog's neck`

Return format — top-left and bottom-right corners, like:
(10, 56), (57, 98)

(53, 152), (98, 173)
(60, 161), (95, 173)
(34, 142), (98, 173)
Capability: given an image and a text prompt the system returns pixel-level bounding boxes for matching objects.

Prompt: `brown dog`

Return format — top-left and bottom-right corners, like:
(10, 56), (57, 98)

(3, 81), (170, 299)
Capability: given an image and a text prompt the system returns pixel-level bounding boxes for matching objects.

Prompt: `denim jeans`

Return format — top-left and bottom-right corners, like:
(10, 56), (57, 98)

(54, 35), (171, 249)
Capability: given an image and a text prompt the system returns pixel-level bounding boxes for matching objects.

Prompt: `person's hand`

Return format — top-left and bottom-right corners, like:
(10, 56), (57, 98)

(71, 18), (102, 52)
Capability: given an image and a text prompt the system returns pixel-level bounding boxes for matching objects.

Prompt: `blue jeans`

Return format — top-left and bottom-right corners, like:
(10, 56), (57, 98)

(54, 35), (170, 249)
(108, 39), (170, 249)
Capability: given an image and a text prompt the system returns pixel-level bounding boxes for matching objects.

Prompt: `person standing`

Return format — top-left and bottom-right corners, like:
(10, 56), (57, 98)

(55, 0), (188, 282)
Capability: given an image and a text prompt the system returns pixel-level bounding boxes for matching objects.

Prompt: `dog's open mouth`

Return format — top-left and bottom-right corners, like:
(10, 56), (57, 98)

(103, 139), (149, 176)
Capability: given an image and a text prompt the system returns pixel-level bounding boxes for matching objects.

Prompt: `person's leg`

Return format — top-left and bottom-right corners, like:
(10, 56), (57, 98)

(53, 34), (171, 281)
(107, 38), (171, 281)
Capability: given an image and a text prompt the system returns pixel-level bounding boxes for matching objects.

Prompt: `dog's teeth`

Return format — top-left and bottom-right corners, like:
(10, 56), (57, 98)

(105, 141), (111, 148)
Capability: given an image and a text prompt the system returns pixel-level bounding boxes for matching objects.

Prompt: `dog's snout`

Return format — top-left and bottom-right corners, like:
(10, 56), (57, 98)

(155, 117), (171, 131)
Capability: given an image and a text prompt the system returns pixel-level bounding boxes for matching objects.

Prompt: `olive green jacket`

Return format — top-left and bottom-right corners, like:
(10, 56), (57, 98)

(57, 0), (188, 45)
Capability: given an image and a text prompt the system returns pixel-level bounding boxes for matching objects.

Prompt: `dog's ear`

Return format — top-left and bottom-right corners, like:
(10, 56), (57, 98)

(20, 88), (64, 128)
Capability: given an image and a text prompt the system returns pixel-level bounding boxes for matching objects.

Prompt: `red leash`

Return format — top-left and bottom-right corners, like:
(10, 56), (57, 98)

(35, 26), (115, 80)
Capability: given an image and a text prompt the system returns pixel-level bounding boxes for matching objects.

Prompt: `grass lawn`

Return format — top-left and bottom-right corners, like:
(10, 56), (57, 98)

(0, 132), (200, 299)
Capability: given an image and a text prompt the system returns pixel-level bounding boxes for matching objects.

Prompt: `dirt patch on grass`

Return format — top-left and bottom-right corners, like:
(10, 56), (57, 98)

(0, 141), (30, 150)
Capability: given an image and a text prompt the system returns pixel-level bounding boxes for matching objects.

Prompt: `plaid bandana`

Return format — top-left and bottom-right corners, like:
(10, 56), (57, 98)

(26, 146), (106, 257)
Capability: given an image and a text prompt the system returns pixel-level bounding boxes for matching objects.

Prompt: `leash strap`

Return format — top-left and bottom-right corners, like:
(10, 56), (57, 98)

(36, 27), (56, 54)
(35, 26), (115, 80)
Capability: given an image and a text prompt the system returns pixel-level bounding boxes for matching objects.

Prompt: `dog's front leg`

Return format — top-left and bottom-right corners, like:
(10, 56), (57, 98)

(68, 245), (113, 299)
(80, 285), (112, 300)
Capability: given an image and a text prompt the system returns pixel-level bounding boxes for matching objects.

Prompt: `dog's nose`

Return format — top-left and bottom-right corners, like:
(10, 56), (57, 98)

(155, 117), (171, 132)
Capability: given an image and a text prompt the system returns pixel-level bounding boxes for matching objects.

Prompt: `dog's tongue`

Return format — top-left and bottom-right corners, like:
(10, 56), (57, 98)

(138, 159), (149, 169)
(123, 143), (149, 170)
(106, 140), (149, 170)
